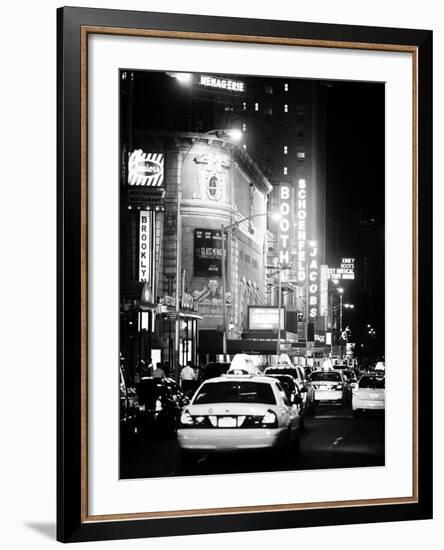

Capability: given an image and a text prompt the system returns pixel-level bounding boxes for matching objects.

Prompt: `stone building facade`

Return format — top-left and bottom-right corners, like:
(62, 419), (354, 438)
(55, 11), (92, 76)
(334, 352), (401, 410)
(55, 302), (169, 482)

(121, 131), (272, 367)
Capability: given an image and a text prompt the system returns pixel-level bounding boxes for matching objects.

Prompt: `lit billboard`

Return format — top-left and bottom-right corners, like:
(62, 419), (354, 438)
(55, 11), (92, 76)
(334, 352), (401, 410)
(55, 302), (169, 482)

(128, 150), (164, 187)
(328, 258), (355, 280)
(194, 228), (225, 277)
(248, 306), (285, 331)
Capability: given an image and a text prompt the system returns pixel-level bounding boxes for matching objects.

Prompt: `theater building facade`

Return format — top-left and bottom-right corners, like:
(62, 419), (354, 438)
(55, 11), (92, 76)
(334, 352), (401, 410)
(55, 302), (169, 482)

(120, 132), (272, 374)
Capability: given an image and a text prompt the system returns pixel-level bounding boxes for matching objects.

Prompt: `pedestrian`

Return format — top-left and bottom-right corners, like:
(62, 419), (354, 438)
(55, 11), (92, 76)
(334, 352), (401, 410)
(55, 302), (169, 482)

(146, 357), (154, 377)
(152, 361), (166, 378)
(163, 360), (170, 378)
(135, 358), (149, 383)
(180, 361), (197, 396)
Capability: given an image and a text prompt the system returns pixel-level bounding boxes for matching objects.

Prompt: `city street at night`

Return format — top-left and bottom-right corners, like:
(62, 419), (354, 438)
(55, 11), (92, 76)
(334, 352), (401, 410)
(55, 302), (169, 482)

(119, 69), (386, 478)
(121, 405), (384, 479)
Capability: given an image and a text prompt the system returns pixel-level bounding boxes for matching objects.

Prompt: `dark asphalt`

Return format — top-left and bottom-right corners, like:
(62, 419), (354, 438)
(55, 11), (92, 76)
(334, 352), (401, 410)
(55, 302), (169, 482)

(120, 405), (385, 479)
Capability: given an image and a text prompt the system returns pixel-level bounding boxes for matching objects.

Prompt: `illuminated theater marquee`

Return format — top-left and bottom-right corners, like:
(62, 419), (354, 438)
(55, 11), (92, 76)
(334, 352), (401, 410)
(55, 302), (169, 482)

(297, 179), (307, 282)
(279, 185), (291, 270)
(199, 75), (246, 93)
(296, 178), (318, 319)
(308, 241), (318, 319)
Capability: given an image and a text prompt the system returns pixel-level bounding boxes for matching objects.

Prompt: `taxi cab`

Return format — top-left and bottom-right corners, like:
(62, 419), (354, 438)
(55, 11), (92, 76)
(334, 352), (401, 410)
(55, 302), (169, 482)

(177, 372), (302, 460)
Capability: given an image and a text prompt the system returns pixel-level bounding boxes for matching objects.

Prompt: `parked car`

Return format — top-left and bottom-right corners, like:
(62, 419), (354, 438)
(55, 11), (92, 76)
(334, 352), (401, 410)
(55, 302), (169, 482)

(137, 377), (189, 435)
(308, 369), (351, 407)
(352, 374), (385, 416)
(263, 365), (314, 408)
(177, 372), (302, 463)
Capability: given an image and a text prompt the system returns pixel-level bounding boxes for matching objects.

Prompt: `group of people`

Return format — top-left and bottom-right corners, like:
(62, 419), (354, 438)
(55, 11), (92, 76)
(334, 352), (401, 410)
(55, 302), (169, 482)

(135, 358), (170, 382)
(135, 357), (200, 396)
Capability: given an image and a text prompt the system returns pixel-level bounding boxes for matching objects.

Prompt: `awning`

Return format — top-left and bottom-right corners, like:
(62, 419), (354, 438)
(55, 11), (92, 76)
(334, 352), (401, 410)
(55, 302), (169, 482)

(198, 330), (296, 355)
(162, 309), (203, 321)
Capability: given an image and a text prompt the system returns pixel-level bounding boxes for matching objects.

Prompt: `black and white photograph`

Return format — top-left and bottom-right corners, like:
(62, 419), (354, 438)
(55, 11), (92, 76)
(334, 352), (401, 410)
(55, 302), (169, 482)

(119, 69), (386, 479)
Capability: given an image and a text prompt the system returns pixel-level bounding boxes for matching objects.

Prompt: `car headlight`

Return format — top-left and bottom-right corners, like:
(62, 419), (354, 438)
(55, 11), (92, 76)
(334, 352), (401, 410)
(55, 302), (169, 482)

(334, 384), (343, 390)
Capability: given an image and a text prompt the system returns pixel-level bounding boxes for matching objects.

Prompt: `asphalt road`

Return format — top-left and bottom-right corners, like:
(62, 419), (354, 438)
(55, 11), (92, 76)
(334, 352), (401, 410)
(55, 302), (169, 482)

(120, 404), (385, 479)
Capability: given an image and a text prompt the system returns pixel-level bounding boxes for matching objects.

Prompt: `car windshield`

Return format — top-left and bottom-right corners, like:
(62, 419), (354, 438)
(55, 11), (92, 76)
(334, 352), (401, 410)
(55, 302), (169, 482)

(309, 371), (341, 382)
(268, 376), (295, 397)
(359, 376), (385, 389)
(265, 367), (299, 378)
(193, 381), (276, 405)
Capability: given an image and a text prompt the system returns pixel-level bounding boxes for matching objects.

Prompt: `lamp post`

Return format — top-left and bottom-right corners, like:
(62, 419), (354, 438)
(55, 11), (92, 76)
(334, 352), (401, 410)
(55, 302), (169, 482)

(276, 219), (282, 357)
(220, 211), (282, 359)
(338, 287), (344, 332)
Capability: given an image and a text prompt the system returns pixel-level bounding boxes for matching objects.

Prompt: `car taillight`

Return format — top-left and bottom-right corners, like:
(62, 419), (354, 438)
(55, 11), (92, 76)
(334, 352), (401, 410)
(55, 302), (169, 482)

(180, 410), (194, 426)
(334, 384), (343, 390)
(262, 410), (278, 427)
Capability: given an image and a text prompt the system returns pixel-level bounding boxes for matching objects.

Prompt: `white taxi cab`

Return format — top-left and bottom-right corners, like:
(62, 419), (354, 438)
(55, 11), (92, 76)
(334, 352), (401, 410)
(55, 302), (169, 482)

(308, 369), (350, 406)
(177, 372), (302, 459)
(352, 374), (385, 416)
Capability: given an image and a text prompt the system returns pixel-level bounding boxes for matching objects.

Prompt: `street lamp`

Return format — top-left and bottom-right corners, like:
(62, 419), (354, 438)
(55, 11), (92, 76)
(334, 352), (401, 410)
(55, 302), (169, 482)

(167, 72), (192, 85)
(205, 128), (242, 141)
(221, 210), (282, 359)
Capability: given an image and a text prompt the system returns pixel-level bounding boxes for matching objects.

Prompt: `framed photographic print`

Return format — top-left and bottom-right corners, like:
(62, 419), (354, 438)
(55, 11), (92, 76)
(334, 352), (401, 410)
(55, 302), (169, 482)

(57, 6), (433, 543)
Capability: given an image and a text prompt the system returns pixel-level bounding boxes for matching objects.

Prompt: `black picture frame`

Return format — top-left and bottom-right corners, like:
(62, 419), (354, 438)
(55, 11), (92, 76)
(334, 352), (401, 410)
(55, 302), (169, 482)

(57, 6), (433, 543)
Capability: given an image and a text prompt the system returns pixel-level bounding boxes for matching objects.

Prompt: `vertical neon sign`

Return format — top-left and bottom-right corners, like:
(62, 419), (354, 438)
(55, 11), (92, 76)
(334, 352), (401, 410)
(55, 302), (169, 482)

(296, 179), (307, 282)
(308, 240), (318, 318)
(279, 185), (291, 280)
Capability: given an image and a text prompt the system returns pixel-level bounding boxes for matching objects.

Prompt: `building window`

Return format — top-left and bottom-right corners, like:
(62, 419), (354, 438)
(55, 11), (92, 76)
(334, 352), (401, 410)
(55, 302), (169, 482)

(297, 152), (306, 159)
(242, 102), (247, 110)
(266, 108), (273, 116)
(283, 166), (288, 175)
(242, 123), (247, 132)
(207, 176), (222, 200)
(254, 102), (259, 111)
(296, 104), (305, 115)
(284, 83), (289, 91)
(252, 259), (258, 269)
(284, 104), (288, 113)
(265, 85), (273, 94)
(283, 145), (288, 154)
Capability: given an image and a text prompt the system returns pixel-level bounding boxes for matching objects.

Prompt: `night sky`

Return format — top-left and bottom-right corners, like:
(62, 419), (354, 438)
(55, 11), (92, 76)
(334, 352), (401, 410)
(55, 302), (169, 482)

(325, 80), (385, 351)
